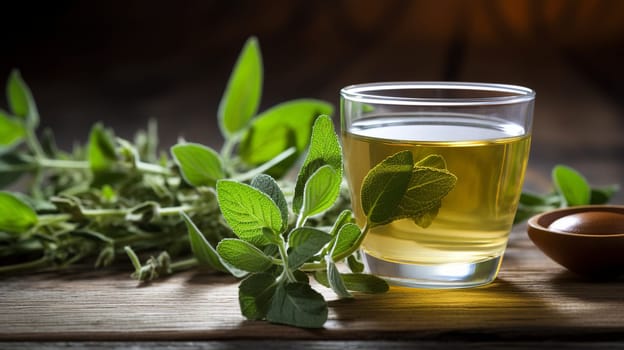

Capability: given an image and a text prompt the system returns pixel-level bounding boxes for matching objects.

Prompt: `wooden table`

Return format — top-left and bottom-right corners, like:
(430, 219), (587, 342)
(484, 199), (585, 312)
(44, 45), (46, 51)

(1, 222), (623, 349)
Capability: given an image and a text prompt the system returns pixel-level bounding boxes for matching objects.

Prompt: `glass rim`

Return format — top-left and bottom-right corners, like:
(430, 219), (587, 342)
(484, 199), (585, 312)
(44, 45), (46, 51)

(340, 82), (535, 106)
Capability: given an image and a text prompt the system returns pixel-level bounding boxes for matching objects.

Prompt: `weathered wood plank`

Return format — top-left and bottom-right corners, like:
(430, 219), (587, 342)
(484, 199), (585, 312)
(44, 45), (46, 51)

(0, 226), (622, 342)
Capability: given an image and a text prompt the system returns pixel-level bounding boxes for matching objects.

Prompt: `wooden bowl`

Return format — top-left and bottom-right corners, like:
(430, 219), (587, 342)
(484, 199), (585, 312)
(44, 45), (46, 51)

(527, 205), (624, 278)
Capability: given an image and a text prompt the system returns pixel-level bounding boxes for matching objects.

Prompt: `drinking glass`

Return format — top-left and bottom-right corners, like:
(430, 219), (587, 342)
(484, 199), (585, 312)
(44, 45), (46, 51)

(340, 82), (535, 288)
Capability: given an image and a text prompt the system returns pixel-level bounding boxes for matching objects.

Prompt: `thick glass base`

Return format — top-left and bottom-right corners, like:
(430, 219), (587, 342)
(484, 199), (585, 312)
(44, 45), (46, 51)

(362, 251), (503, 289)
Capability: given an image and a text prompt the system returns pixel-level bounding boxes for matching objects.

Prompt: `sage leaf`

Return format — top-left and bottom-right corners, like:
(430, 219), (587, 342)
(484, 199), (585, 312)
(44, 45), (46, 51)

(552, 165), (590, 206)
(293, 115), (342, 213)
(326, 260), (352, 298)
(251, 174), (288, 228)
(266, 281), (328, 328)
(239, 273), (277, 320)
(329, 209), (354, 236)
(287, 227), (332, 269)
(217, 238), (273, 272)
(347, 254), (364, 273)
(314, 271), (389, 294)
(217, 180), (283, 245)
(7, 69), (39, 128)
(88, 123), (118, 173)
(590, 185), (619, 205)
(415, 154), (447, 169)
(300, 165), (341, 220)
(239, 99), (333, 177)
(218, 36), (262, 137)
(330, 223), (361, 260)
(0, 191), (38, 234)
(393, 166), (457, 227)
(87, 123), (126, 187)
(181, 212), (227, 272)
(361, 150), (413, 226)
(171, 143), (224, 187)
(0, 110), (26, 154)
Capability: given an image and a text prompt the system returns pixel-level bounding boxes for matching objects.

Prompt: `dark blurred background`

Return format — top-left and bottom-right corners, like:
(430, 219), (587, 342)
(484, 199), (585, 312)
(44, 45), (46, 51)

(1, 0), (623, 198)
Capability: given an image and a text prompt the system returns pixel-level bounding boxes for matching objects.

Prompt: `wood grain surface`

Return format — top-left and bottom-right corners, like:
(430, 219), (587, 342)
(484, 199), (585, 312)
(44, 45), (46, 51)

(1, 225), (623, 343)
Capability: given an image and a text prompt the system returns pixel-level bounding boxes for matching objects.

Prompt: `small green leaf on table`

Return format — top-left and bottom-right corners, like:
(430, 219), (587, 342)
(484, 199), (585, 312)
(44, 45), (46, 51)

(552, 165), (590, 206)
(0, 191), (38, 234)
(266, 281), (328, 328)
(239, 272), (278, 320)
(171, 143), (224, 187)
(217, 238), (273, 272)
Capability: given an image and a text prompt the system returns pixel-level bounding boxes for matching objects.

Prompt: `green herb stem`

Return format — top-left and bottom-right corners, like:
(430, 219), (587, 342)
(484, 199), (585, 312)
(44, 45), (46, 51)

(295, 212), (306, 228)
(0, 255), (51, 275)
(231, 146), (296, 182)
(277, 235), (296, 283)
(298, 221), (370, 271)
(36, 213), (73, 227)
(25, 128), (46, 160)
(170, 257), (199, 272)
(135, 160), (172, 176)
(80, 204), (195, 218)
(37, 158), (90, 170)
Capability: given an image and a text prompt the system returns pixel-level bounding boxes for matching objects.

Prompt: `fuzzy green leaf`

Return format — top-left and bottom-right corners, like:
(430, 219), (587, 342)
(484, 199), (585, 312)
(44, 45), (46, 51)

(181, 212), (227, 272)
(239, 99), (333, 177)
(329, 209), (354, 236)
(218, 37), (263, 137)
(239, 272), (277, 320)
(552, 165), (591, 206)
(415, 154), (447, 169)
(361, 150), (413, 226)
(88, 123), (118, 173)
(287, 227), (332, 270)
(217, 238), (273, 273)
(217, 180), (283, 244)
(300, 165), (341, 220)
(392, 166), (457, 228)
(0, 191), (38, 234)
(330, 223), (361, 260)
(347, 254), (364, 273)
(251, 174), (289, 228)
(171, 143), (224, 187)
(266, 281), (328, 328)
(327, 261), (352, 298)
(7, 70), (39, 128)
(293, 115), (342, 213)
(314, 271), (389, 294)
(590, 185), (619, 205)
(0, 110), (26, 154)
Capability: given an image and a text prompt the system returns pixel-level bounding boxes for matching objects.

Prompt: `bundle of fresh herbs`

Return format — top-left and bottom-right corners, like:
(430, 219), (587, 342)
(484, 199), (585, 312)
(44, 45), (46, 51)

(0, 37), (331, 281)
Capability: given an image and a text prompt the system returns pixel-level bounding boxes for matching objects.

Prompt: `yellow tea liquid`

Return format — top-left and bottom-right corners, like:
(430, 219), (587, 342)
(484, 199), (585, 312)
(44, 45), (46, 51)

(342, 115), (530, 281)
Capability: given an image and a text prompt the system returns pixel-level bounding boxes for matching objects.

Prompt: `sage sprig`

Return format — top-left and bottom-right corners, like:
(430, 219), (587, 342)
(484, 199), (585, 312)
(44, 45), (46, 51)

(181, 115), (458, 328)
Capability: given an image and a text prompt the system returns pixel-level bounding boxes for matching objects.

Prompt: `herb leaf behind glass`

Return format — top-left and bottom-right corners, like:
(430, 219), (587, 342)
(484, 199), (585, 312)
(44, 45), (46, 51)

(514, 165), (619, 223)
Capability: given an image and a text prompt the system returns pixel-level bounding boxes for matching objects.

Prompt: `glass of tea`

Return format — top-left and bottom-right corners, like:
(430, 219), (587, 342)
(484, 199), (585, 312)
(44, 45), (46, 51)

(340, 82), (535, 288)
